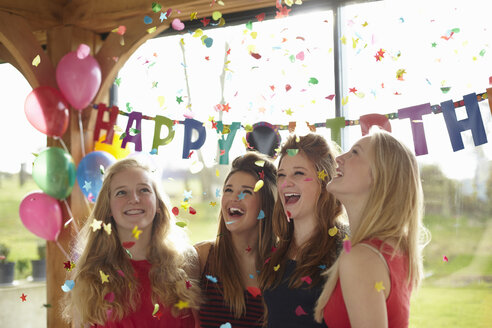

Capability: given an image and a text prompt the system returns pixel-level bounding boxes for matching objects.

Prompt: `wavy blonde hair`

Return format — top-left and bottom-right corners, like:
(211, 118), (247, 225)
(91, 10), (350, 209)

(260, 134), (345, 292)
(62, 158), (201, 325)
(211, 151), (277, 318)
(314, 129), (430, 322)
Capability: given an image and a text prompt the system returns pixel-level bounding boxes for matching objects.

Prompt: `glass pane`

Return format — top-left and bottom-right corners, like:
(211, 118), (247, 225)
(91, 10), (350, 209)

(340, 1), (492, 326)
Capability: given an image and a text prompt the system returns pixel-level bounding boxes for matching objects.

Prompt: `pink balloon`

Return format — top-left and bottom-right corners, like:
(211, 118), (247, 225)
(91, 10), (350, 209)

(24, 86), (69, 137)
(56, 44), (101, 111)
(19, 192), (62, 241)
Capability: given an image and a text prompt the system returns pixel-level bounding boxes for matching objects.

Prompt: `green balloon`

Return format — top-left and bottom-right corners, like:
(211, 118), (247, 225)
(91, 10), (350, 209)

(32, 147), (76, 199)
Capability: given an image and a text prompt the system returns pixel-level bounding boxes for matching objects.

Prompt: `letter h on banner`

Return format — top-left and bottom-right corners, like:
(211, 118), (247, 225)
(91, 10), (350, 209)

(441, 93), (487, 152)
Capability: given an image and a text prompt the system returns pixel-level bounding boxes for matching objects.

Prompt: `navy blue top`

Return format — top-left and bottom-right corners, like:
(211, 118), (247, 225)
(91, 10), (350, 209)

(263, 259), (327, 328)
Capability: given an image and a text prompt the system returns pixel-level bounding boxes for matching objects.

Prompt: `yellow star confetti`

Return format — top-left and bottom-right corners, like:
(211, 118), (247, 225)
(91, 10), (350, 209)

(90, 219), (103, 232)
(274, 264), (280, 271)
(285, 108), (294, 116)
(318, 170), (328, 181)
(254, 180), (264, 192)
(190, 12), (198, 20)
(328, 226), (338, 236)
(100, 270), (109, 284)
(132, 226), (142, 240)
(181, 201), (190, 211)
(340, 35), (347, 45)
(209, 201), (217, 207)
(32, 55), (41, 67)
(374, 281), (385, 292)
(175, 300), (189, 310)
(103, 223), (112, 235)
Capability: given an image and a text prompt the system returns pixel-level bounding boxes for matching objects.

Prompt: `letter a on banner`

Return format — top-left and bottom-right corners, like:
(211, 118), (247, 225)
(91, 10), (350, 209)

(441, 93), (487, 152)
(121, 111), (143, 151)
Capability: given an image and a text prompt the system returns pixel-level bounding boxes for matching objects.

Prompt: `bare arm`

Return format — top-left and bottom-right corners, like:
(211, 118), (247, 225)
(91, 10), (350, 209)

(338, 244), (391, 328)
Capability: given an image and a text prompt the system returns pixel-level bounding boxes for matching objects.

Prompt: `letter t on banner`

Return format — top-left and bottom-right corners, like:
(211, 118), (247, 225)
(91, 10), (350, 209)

(325, 117), (346, 147)
(152, 115), (175, 154)
(121, 111), (143, 152)
(441, 93), (487, 152)
(182, 119), (207, 158)
(398, 103), (432, 156)
(93, 104), (119, 144)
(217, 122), (241, 164)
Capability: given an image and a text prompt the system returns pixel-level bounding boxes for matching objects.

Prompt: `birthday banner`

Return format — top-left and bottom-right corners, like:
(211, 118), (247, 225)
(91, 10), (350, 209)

(93, 89), (492, 164)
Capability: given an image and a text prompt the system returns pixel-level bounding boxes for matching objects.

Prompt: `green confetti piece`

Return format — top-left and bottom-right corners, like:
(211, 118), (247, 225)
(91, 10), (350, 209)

(152, 303), (160, 315)
(451, 28), (460, 33)
(125, 248), (132, 259)
(246, 20), (253, 30)
(440, 87), (451, 94)
(287, 149), (299, 156)
(114, 77), (121, 87)
(125, 102), (132, 112)
(151, 2), (162, 12)
(42, 304), (52, 308)
(32, 153), (39, 157)
(130, 128), (140, 135)
(480, 49), (486, 57)
(308, 77), (319, 85)
(99, 165), (105, 175)
(289, 55), (295, 63)
(176, 221), (187, 228)
(119, 132), (127, 140)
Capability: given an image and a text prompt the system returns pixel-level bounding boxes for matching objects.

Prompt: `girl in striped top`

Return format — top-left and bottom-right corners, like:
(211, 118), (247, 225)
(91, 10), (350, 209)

(195, 152), (277, 327)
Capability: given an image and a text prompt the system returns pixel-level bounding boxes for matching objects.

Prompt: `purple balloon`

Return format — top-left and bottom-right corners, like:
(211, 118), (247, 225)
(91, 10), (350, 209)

(19, 192), (62, 241)
(56, 44), (101, 111)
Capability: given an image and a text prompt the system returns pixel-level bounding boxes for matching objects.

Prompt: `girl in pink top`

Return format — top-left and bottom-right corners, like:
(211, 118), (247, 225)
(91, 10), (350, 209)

(314, 129), (429, 327)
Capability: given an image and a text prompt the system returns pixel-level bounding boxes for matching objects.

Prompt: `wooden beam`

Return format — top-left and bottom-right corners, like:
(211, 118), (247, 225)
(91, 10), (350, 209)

(0, 11), (57, 88)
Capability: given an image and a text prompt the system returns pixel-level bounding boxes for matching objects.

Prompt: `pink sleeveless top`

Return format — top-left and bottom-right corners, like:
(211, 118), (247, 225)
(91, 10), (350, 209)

(323, 239), (411, 328)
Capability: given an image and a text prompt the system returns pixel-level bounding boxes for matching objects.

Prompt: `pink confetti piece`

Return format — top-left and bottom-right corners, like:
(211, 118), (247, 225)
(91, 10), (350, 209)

(104, 292), (115, 303)
(443, 255), (448, 262)
(116, 25), (126, 35)
(295, 305), (307, 316)
(343, 239), (352, 253)
(76, 44), (90, 59)
(247, 286), (262, 297)
(117, 270), (125, 277)
(300, 276), (312, 284)
(171, 18), (185, 31)
(296, 51), (305, 60)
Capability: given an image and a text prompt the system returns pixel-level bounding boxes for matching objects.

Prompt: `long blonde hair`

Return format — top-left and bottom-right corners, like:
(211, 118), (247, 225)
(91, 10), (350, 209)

(210, 151), (277, 318)
(62, 158), (201, 325)
(314, 129), (430, 322)
(260, 134), (345, 291)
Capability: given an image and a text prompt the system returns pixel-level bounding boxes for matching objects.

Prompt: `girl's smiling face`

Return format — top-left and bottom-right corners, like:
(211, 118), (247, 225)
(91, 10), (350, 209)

(221, 171), (261, 234)
(277, 151), (321, 220)
(109, 167), (157, 233)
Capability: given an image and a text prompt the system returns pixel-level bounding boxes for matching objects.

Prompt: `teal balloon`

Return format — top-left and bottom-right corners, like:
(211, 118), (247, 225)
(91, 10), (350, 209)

(32, 147), (76, 199)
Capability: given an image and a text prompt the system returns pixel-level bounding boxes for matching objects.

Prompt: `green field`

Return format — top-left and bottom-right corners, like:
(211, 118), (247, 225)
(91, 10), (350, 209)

(1, 174), (491, 327)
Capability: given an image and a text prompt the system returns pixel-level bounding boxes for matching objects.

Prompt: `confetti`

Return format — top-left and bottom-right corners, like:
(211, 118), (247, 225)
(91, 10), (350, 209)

(246, 245), (252, 252)
(343, 239), (352, 253)
(318, 264), (327, 270)
(286, 149), (299, 156)
(186, 280), (192, 289)
(144, 16), (153, 24)
(220, 323), (232, 328)
(443, 255), (448, 262)
(257, 210), (265, 220)
(100, 270), (109, 284)
(189, 207), (196, 215)
(209, 201), (217, 207)
(206, 275), (218, 283)
(247, 286), (261, 297)
(152, 303), (160, 316)
(175, 300), (189, 309)
(374, 281), (385, 292)
(171, 18), (185, 31)
(20, 293), (27, 302)
(61, 280), (75, 292)
(82, 180), (92, 192)
(176, 221), (187, 228)
(122, 241), (135, 249)
(104, 292), (115, 303)
(90, 219), (103, 232)
(300, 276), (312, 284)
(255, 160), (265, 167)
(328, 226), (338, 236)
(172, 207), (179, 216)
(295, 305), (307, 316)
(256, 13), (265, 21)
(151, 2), (162, 12)
(318, 170), (328, 181)
(132, 226), (142, 240)
(308, 77), (319, 85)
(212, 11), (222, 21)
(183, 190), (193, 200)
(32, 55), (41, 67)
(181, 201), (190, 211)
(274, 264), (280, 271)
(254, 180), (264, 192)
(238, 192), (246, 200)
(103, 222), (112, 235)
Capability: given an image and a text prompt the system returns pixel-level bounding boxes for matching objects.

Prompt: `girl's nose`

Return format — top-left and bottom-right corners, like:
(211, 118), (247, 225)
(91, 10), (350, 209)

(128, 191), (139, 203)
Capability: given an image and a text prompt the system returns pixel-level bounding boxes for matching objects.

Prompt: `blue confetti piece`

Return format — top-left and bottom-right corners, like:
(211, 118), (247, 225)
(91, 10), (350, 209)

(159, 12), (168, 22)
(216, 188), (221, 198)
(144, 16), (153, 24)
(249, 274), (254, 279)
(206, 275), (218, 283)
(61, 280), (75, 292)
(318, 264), (327, 270)
(257, 210), (265, 220)
(204, 37), (213, 48)
(149, 148), (158, 155)
(238, 192), (246, 200)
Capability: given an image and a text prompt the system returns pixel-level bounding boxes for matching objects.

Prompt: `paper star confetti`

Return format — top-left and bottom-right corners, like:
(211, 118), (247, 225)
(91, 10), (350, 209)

(64, 261), (75, 271)
(209, 201), (217, 207)
(186, 280), (192, 289)
(100, 270), (109, 284)
(183, 190), (192, 200)
(20, 293), (27, 302)
(90, 219), (103, 232)
(175, 300), (189, 309)
(176, 96), (184, 104)
(318, 170), (328, 181)
(374, 281), (385, 292)
(181, 201), (190, 211)
(132, 226), (142, 240)
(103, 222), (112, 235)
(238, 192), (246, 200)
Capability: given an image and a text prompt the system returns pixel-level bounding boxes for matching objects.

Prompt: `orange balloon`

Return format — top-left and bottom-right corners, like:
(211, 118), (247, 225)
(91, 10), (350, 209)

(94, 133), (131, 159)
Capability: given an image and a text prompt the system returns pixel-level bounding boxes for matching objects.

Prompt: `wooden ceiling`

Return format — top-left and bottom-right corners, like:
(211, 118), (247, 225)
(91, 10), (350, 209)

(0, 0), (294, 50)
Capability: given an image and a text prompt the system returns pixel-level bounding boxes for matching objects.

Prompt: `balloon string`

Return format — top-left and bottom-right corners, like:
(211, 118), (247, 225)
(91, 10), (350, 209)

(55, 240), (71, 260)
(55, 137), (69, 153)
(63, 199), (79, 233)
(78, 112), (86, 157)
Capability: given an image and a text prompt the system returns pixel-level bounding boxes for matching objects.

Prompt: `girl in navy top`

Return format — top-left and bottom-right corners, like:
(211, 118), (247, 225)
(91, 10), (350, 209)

(260, 134), (346, 327)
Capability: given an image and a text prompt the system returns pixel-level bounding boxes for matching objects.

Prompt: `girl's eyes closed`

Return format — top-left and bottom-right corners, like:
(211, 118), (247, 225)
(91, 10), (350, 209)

(243, 189), (253, 195)
(294, 171), (305, 176)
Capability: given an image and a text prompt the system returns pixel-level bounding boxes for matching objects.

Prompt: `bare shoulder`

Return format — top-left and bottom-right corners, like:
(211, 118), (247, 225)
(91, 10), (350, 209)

(339, 243), (388, 275)
(193, 240), (214, 275)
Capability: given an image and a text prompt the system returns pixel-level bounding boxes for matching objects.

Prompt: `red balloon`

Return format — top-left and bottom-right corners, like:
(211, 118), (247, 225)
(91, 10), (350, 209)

(24, 86), (69, 137)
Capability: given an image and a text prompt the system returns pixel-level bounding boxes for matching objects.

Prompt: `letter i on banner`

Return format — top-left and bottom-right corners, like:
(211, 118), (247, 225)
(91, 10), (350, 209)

(217, 122), (241, 164)
(398, 103), (432, 156)
(121, 111), (143, 151)
(152, 115), (175, 154)
(93, 104), (119, 144)
(182, 119), (207, 158)
(441, 93), (487, 152)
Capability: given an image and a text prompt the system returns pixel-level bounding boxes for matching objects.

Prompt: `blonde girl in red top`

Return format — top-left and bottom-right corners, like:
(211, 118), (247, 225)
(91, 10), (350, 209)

(314, 129), (429, 327)
(62, 158), (201, 327)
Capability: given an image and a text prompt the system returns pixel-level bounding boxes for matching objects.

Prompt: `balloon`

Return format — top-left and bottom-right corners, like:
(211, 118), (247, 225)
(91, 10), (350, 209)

(19, 191), (62, 241)
(94, 133), (131, 159)
(56, 44), (101, 111)
(246, 122), (281, 157)
(24, 86), (69, 137)
(32, 147), (76, 199)
(77, 151), (116, 202)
